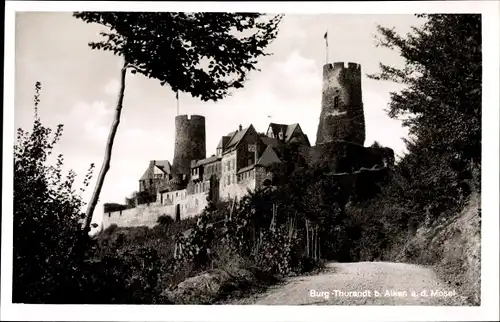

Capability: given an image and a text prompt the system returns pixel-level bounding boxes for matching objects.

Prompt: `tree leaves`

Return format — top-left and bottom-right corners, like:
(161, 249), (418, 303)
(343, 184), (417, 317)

(13, 82), (97, 303)
(73, 12), (283, 101)
(368, 14), (481, 164)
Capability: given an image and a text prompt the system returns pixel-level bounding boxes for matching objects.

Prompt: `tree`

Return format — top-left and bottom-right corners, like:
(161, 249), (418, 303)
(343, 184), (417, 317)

(73, 12), (283, 233)
(13, 82), (95, 303)
(368, 14), (481, 167)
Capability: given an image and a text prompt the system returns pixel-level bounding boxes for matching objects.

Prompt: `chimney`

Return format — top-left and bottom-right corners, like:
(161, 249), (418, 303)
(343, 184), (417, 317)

(239, 124), (242, 131)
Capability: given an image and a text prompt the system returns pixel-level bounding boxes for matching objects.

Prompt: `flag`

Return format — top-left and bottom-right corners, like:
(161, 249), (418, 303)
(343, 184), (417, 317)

(176, 90), (179, 100)
(324, 31), (328, 46)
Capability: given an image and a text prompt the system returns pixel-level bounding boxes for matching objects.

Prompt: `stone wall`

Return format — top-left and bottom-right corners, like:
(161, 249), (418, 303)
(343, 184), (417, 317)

(102, 202), (173, 229)
(316, 62), (365, 146)
(104, 190), (208, 229)
(254, 166), (273, 190)
(224, 168), (256, 200)
(308, 140), (394, 173)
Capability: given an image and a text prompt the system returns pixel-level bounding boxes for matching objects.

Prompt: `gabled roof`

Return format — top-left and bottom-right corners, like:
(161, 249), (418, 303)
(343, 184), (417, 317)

(284, 123), (299, 142)
(303, 134), (311, 146)
(155, 160), (172, 173)
(256, 145), (282, 167)
(216, 136), (232, 150)
(268, 123), (287, 138)
(267, 123), (302, 142)
(139, 160), (172, 180)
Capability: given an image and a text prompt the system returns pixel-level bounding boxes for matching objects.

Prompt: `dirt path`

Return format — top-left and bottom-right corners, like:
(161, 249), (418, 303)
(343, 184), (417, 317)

(232, 262), (469, 305)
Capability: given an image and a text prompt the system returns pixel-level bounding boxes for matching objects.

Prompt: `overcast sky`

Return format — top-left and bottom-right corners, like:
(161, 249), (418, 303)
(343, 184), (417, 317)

(15, 12), (423, 225)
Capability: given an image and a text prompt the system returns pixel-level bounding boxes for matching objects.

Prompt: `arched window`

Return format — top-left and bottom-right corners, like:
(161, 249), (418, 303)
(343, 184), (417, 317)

(334, 96), (339, 109)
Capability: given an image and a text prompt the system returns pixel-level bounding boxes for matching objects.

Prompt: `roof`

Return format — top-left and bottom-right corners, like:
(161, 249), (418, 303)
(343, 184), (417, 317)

(216, 136), (232, 150)
(193, 155), (220, 167)
(223, 125), (254, 152)
(237, 164), (255, 174)
(139, 160), (172, 180)
(256, 145), (282, 167)
(284, 124), (299, 142)
(268, 123), (287, 137)
(267, 123), (301, 142)
(303, 134), (311, 146)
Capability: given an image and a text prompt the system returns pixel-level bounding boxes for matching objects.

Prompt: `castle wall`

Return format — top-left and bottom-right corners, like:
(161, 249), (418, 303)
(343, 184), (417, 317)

(223, 167), (256, 201)
(103, 187), (209, 229)
(102, 202), (174, 229)
(308, 140), (394, 173)
(172, 115), (206, 175)
(316, 62), (366, 146)
(254, 166), (273, 190)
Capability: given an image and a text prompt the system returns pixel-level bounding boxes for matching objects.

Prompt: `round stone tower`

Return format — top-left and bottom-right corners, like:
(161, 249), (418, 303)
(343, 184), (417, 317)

(316, 62), (366, 146)
(172, 114), (206, 176)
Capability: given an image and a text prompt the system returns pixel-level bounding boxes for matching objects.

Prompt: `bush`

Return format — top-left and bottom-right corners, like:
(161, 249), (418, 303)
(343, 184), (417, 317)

(13, 82), (95, 303)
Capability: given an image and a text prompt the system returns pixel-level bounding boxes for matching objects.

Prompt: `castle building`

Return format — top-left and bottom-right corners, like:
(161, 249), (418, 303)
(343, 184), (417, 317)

(102, 117), (311, 228)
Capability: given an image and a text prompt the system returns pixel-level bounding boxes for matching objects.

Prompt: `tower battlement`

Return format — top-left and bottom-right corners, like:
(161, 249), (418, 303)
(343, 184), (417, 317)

(324, 62), (361, 72)
(176, 114), (206, 122)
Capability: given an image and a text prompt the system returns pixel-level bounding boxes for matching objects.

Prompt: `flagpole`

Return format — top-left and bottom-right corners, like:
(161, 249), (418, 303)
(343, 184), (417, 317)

(324, 30), (329, 64)
(176, 90), (179, 116)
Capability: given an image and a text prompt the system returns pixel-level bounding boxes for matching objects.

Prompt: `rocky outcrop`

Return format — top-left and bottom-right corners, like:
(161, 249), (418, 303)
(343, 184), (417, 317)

(161, 268), (255, 304)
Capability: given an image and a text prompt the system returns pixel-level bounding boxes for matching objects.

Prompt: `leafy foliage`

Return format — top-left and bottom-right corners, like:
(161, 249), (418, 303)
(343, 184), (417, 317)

(352, 14), (482, 261)
(13, 82), (95, 303)
(368, 14), (481, 165)
(73, 12), (283, 101)
(73, 12), (283, 230)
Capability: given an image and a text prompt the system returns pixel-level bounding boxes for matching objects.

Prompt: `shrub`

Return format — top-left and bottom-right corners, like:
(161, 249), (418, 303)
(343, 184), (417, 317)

(13, 82), (95, 303)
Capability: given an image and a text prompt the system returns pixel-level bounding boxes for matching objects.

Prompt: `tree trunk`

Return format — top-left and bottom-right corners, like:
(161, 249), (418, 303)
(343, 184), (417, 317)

(318, 235), (321, 260)
(305, 219), (309, 257)
(312, 226), (316, 261)
(83, 62), (128, 234)
(315, 227), (319, 261)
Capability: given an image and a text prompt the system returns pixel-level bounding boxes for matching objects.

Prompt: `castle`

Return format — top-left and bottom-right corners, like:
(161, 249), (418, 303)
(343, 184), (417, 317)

(102, 62), (394, 229)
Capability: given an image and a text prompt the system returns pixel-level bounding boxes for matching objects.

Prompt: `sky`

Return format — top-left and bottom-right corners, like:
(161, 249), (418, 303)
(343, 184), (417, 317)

(14, 12), (423, 228)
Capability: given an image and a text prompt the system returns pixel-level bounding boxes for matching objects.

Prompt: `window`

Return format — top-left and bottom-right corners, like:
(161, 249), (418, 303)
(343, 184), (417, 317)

(334, 96), (339, 109)
(195, 199), (199, 207)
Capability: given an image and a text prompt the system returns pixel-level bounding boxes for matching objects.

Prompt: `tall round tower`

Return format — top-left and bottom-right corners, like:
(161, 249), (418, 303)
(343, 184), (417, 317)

(172, 115), (206, 176)
(316, 62), (366, 146)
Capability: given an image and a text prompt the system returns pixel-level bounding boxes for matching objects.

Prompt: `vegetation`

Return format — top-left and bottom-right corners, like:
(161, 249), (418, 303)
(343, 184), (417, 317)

(360, 13), (481, 251)
(73, 12), (283, 232)
(13, 82), (95, 303)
